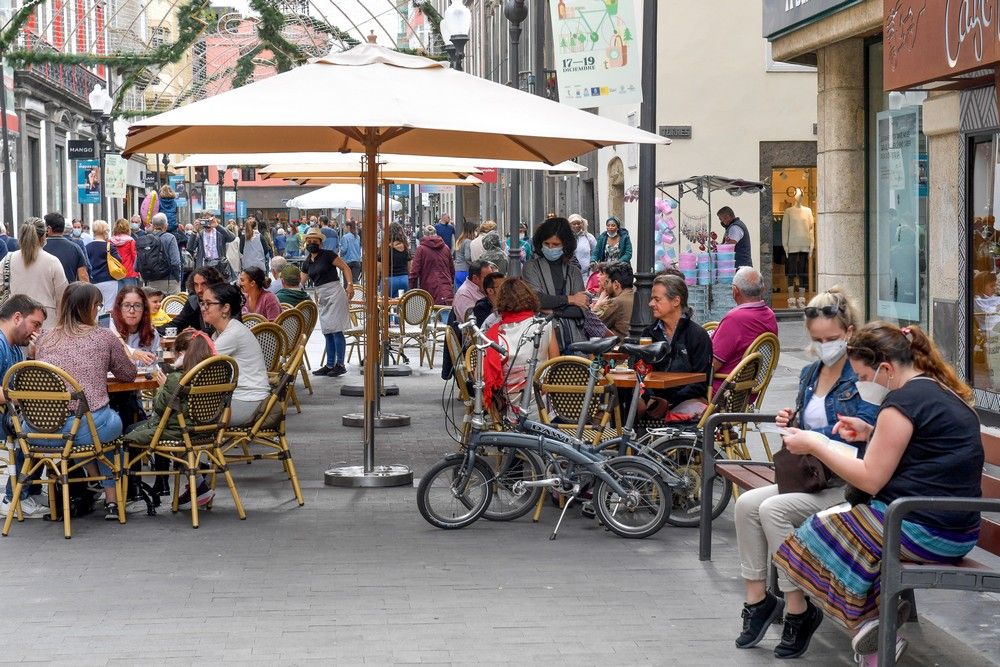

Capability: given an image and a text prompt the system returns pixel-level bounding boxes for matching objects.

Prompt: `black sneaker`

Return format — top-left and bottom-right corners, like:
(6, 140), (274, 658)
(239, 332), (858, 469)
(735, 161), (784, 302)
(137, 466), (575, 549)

(774, 599), (824, 659)
(736, 592), (785, 649)
(313, 366), (334, 376)
(104, 502), (120, 521)
(329, 364), (347, 377)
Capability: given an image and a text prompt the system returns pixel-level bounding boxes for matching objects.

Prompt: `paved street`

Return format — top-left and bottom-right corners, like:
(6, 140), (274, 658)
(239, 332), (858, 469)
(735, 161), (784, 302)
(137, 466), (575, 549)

(1, 323), (998, 666)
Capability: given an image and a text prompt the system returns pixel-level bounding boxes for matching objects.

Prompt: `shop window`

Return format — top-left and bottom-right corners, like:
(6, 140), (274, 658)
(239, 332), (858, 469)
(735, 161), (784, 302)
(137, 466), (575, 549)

(866, 41), (928, 327)
(771, 167), (816, 309)
(968, 137), (1000, 393)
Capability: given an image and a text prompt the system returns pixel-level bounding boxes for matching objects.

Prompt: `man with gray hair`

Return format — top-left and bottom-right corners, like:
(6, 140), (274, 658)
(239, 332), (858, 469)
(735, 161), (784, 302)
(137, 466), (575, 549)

(140, 212), (182, 294)
(268, 255), (287, 294)
(710, 266), (777, 392)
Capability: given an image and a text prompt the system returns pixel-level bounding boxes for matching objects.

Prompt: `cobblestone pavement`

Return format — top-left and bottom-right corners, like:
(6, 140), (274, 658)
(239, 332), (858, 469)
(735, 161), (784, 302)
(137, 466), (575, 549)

(1, 323), (997, 665)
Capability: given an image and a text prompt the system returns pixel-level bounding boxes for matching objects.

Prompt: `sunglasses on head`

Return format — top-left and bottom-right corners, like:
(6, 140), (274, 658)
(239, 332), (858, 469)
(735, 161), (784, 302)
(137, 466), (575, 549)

(804, 304), (844, 319)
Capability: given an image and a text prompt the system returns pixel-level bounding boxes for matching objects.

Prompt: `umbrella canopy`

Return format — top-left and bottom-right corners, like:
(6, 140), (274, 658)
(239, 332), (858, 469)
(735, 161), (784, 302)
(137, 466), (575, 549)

(124, 43), (666, 163)
(287, 175), (483, 186)
(176, 152), (588, 174)
(286, 183), (403, 210)
(260, 161), (480, 181)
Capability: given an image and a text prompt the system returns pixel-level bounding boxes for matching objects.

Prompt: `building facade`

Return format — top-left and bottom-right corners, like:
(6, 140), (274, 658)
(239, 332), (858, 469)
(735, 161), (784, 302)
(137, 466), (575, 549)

(767, 0), (1000, 419)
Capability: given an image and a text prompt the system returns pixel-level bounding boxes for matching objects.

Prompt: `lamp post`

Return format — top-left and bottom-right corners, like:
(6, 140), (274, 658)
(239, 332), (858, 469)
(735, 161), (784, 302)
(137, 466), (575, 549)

(231, 168), (240, 223)
(216, 164), (226, 219)
(531, 0), (545, 228)
(1, 58), (14, 233)
(629, 0), (658, 336)
(443, 0), (472, 227)
(88, 84), (113, 222)
(503, 0), (528, 277)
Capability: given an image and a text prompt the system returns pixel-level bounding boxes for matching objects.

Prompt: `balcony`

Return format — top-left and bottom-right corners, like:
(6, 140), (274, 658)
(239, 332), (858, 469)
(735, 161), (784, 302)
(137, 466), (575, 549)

(15, 31), (104, 105)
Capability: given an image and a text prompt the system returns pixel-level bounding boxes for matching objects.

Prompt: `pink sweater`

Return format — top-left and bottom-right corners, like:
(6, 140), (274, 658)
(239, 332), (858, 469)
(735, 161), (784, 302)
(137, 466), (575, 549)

(36, 326), (136, 411)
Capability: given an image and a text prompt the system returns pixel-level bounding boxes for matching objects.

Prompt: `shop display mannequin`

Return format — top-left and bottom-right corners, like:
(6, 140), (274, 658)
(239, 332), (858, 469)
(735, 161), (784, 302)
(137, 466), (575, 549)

(782, 188), (815, 308)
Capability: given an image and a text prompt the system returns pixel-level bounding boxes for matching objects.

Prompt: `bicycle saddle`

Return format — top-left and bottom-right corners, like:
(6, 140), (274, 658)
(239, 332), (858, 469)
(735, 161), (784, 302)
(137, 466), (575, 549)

(568, 336), (620, 356)
(619, 341), (670, 365)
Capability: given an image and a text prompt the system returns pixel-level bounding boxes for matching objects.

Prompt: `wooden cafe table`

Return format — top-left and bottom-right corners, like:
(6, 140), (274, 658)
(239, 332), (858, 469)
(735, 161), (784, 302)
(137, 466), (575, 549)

(606, 370), (707, 391)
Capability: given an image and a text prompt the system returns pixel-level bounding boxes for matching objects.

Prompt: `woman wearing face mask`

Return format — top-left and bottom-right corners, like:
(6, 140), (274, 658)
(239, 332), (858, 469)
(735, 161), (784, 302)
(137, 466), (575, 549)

(732, 287), (877, 658)
(302, 228), (354, 377)
(774, 322), (983, 665)
(522, 217), (589, 351)
(590, 216), (633, 267)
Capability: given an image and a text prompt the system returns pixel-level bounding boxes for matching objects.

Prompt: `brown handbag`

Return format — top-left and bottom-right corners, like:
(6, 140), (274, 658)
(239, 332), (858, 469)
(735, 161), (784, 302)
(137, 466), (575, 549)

(773, 447), (832, 494)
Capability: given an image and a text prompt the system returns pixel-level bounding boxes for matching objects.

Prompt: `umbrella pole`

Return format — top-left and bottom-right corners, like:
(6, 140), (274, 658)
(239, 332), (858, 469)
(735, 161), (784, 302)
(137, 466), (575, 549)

(325, 133), (412, 488)
(381, 182), (412, 378)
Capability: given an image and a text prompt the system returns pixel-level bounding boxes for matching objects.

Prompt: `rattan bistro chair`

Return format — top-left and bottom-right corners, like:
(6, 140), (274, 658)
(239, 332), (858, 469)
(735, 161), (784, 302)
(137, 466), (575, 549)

(2, 361), (126, 538)
(161, 294), (187, 318)
(532, 356), (621, 446)
(222, 342), (306, 506)
(294, 299), (318, 370)
(122, 356), (246, 529)
(709, 333), (781, 460)
(242, 313), (267, 328)
(388, 289), (433, 367)
(251, 323), (286, 377)
(275, 308), (311, 395)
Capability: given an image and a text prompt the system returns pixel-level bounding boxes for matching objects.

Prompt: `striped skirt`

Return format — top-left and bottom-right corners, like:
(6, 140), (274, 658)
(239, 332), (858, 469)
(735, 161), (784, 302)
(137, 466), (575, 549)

(773, 500), (979, 629)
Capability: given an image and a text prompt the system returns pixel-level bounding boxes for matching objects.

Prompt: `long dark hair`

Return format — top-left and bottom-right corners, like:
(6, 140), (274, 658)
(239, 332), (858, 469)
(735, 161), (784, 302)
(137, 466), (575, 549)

(48, 283), (101, 344)
(531, 217), (576, 260)
(112, 286), (156, 349)
(242, 266), (270, 291)
(205, 282), (244, 323)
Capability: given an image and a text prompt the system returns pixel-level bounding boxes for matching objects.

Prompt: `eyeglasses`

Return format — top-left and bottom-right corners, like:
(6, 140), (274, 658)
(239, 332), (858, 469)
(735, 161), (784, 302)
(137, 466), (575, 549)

(120, 303), (144, 312)
(199, 300), (222, 310)
(804, 304), (844, 319)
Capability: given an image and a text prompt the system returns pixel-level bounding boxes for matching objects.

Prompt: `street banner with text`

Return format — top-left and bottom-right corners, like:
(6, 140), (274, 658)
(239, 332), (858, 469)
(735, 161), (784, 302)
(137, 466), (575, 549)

(104, 154), (127, 199)
(77, 159), (101, 205)
(205, 184), (220, 214)
(224, 189), (236, 213)
(549, 0), (642, 108)
(169, 174), (188, 208)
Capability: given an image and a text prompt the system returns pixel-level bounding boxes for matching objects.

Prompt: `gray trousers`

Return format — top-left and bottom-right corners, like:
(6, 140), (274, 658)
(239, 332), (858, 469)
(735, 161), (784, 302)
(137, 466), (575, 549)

(146, 278), (180, 295)
(735, 483), (845, 592)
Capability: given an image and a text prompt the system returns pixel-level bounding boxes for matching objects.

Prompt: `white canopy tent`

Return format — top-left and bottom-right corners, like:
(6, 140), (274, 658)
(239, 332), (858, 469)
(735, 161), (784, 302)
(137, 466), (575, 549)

(286, 183), (403, 210)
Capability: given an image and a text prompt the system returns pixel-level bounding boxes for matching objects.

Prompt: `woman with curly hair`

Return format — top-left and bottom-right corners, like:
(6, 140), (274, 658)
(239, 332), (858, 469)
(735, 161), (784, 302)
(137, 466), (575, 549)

(522, 216), (589, 352)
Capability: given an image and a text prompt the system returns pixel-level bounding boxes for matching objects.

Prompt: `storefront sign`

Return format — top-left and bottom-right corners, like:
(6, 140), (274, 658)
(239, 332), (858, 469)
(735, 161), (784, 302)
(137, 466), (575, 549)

(67, 139), (95, 160)
(104, 154), (127, 199)
(389, 184), (409, 198)
(168, 174), (187, 208)
(763, 0), (859, 39)
(77, 159), (101, 205)
(884, 0), (1000, 90)
(875, 106), (922, 322)
(548, 0), (642, 108)
(204, 184), (220, 214)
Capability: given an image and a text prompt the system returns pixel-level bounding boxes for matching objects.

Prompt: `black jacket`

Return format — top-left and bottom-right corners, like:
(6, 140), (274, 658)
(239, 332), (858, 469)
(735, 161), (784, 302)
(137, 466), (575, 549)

(166, 294), (214, 335)
(641, 316), (712, 405)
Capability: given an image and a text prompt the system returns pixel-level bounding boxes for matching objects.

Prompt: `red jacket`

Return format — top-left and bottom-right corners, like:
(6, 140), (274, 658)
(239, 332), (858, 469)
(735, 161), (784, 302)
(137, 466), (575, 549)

(110, 234), (139, 278)
(409, 235), (454, 305)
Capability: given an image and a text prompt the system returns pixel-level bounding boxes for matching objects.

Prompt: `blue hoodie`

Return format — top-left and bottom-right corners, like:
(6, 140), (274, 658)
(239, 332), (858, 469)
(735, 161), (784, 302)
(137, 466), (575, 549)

(159, 196), (178, 231)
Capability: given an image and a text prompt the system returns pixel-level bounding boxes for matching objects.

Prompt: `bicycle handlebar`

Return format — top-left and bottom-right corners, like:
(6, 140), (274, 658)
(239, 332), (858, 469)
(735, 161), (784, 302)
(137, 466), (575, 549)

(459, 319), (507, 356)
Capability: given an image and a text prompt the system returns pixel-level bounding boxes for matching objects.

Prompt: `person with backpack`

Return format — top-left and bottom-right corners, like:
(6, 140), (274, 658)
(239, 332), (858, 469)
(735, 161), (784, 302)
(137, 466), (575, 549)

(137, 213), (181, 294)
(111, 218), (140, 287)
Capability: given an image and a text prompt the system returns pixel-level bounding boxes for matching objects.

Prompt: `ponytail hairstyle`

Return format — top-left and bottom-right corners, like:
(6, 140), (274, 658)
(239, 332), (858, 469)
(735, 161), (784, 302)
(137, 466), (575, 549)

(847, 321), (974, 405)
(18, 217), (45, 266)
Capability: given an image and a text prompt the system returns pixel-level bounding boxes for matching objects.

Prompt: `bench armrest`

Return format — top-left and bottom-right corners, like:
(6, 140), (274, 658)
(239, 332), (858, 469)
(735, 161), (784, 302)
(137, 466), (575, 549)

(883, 496), (1000, 569)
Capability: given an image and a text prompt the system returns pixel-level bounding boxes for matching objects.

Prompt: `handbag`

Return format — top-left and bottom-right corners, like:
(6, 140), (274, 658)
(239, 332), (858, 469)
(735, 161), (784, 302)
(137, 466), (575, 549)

(0, 255), (10, 308)
(106, 242), (127, 280)
(773, 446), (831, 494)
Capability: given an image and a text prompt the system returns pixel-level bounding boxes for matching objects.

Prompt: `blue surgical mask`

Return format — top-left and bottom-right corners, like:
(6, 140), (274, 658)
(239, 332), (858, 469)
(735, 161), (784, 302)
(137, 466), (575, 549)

(72, 229), (82, 238)
(542, 246), (564, 261)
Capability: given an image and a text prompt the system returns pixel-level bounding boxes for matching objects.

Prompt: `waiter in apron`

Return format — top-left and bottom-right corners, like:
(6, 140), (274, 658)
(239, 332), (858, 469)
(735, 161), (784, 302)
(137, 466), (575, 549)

(301, 229), (354, 377)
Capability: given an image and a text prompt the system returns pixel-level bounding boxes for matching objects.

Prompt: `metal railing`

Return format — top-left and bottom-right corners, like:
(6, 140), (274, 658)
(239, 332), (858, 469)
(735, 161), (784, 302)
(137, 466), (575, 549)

(16, 32), (104, 105)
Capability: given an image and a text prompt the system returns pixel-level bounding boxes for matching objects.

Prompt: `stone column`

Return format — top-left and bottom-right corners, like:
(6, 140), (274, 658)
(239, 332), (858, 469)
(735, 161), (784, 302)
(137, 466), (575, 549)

(815, 38), (867, 302)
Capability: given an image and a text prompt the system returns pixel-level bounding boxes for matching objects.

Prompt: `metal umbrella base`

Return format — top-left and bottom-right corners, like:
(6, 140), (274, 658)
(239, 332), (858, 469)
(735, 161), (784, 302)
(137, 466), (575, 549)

(360, 365), (411, 377)
(340, 384), (399, 397)
(324, 464), (413, 488)
(342, 412), (410, 428)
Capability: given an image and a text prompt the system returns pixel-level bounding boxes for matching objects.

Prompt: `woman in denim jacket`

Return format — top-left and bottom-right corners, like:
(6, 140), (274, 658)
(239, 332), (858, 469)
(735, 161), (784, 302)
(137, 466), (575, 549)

(730, 287), (877, 658)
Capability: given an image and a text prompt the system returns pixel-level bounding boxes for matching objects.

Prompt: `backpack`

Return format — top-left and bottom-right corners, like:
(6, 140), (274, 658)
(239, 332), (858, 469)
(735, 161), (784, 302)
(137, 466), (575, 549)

(135, 233), (171, 281)
(46, 466), (97, 520)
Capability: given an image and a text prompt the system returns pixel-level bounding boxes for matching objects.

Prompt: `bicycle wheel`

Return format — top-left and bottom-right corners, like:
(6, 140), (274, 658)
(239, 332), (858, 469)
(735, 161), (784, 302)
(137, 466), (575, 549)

(652, 436), (732, 527)
(482, 449), (544, 522)
(593, 458), (671, 539)
(417, 456), (494, 530)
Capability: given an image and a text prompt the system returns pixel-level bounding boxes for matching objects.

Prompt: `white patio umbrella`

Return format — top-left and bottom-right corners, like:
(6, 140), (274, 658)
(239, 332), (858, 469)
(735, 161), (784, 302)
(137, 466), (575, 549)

(285, 183), (403, 210)
(124, 42), (667, 488)
(176, 152), (587, 174)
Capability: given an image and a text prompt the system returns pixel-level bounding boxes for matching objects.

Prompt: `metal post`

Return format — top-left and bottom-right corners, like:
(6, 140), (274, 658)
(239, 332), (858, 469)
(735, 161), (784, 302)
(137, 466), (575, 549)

(531, 0), (545, 227)
(504, 0), (528, 277)
(93, 112), (107, 222)
(325, 133), (412, 488)
(0, 49), (14, 233)
(216, 168), (224, 219)
(232, 175), (239, 223)
(156, 154), (162, 191)
(452, 34), (469, 229)
(629, 0), (658, 337)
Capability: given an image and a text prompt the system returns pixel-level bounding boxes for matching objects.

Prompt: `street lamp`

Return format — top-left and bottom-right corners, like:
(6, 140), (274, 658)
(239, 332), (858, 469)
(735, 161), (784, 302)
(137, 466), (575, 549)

(216, 164), (226, 218)
(443, 0), (473, 226)
(231, 168), (240, 223)
(87, 84), (113, 221)
(503, 0), (528, 276)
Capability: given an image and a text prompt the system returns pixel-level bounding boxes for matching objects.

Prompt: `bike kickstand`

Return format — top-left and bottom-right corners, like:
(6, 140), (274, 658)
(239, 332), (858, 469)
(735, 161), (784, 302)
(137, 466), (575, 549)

(549, 494), (577, 541)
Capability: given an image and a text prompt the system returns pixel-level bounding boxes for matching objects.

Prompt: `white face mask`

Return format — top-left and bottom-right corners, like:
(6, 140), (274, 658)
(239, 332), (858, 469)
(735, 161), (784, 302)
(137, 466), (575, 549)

(856, 366), (890, 405)
(817, 339), (847, 366)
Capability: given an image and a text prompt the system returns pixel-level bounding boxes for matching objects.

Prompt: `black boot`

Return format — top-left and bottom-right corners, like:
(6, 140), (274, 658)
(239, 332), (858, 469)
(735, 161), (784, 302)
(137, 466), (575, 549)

(774, 598), (824, 659)
(736, 592), (784, 649)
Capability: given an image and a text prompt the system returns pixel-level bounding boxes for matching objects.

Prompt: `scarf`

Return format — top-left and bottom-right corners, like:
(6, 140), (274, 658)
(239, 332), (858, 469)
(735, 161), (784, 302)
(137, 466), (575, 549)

(482, 310), (535, 407)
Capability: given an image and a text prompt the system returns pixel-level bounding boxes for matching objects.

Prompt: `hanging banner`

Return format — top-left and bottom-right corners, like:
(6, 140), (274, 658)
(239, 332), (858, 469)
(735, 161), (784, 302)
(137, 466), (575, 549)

(549, 0), (642, 108)
(204, 184), (220, 214)
(104, 154), (127, 199)
(875, 106), (922, 322)
(223, 189), (236, 213)
(168, 174), (188, 208)
(77, 159), (101, 204)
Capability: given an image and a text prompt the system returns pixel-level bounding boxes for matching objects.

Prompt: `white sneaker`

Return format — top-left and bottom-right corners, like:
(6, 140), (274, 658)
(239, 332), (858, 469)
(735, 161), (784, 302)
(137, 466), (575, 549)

(855, 637), (908, 666)
(0, 495), (49, 519)
(125, 499), (148, 514)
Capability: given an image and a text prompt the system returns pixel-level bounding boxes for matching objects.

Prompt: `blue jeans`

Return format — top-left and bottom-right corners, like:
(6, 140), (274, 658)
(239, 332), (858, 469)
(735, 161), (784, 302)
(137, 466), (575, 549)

(61, 405), (123, 489)
(388, 275), (408, 299)
(324, 332), (346, 367)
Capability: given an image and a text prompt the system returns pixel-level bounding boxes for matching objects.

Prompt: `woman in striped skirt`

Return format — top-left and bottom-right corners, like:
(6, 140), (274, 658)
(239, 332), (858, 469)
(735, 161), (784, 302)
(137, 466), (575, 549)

(774, 322), (983, 665)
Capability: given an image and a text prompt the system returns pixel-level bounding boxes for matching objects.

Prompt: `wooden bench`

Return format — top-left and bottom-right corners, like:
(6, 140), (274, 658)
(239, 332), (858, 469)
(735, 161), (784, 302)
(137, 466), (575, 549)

(697, 413), (1000, 667)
